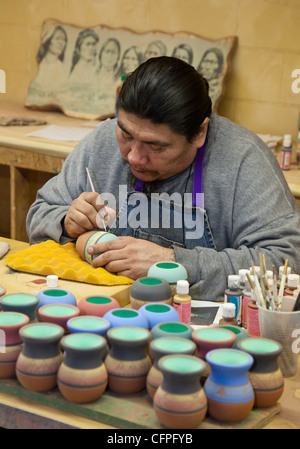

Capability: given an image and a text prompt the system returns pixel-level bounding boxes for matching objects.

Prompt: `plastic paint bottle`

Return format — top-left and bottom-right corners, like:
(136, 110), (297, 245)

(173, 280), (191, 325)
(280, 134), (292, 171)
(224, 275), (242, 325)
(285, 274), (300, 296)
(218, 302), (238, 325)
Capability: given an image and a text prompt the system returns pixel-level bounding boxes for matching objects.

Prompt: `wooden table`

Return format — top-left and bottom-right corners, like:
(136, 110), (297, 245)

(0, 237), (299, 429)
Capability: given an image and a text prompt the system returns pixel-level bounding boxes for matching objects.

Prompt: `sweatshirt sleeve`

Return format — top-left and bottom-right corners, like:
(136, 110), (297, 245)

(26, 133), (94, 245)
(174, 136), (300, 302)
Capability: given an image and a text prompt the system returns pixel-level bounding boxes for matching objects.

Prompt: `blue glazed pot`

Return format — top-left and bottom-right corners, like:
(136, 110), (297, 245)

(204, 348), (254, 422)
(0, 293), (39, 321)
(151, 321), (194, 341)
(103, 308), (148, 329)
(67, 315), (111, 337)
(139, 303), (180, 329)
(36, 289), (77, 309)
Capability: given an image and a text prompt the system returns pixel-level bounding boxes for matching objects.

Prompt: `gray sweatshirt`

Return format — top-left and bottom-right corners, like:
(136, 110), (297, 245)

(26, 114), (300, 301)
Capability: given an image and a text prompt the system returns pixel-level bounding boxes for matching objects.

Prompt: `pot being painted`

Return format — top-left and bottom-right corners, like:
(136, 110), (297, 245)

(204, 348), (255, 422)
(76, 230), (119, 264)
(147, 336), (196, 400)
(153, 354), (207, 429)
(57, 333), (108, 403)
(237, 337), (284, 408)
(16, 322), (64, 392)
(0, 312), (29, 378)
(105, 326), (151, 394)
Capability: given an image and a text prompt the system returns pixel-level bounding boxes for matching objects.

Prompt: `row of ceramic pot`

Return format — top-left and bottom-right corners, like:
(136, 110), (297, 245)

(0, 309), (284, 428)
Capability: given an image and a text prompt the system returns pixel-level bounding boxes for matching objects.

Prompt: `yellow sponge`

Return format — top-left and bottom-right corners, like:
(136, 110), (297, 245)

(5, 240), (133, 286)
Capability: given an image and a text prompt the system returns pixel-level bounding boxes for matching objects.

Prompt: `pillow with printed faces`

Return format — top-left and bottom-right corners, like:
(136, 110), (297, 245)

(25, 19), (237, 120)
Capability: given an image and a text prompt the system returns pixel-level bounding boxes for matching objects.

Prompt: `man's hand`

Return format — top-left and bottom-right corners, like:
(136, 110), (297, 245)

(64, 192), (115, 238)
(87, 236), (175, 280)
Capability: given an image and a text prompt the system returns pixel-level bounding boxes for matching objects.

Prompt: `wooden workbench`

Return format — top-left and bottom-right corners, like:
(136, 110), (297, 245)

(0, 237), (299, 429)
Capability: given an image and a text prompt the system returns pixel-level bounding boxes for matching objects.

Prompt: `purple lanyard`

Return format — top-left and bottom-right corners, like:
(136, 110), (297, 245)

(134, 140), (207, 207)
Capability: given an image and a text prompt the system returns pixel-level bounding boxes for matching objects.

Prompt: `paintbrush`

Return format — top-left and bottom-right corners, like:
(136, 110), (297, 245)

(272, 265), (278, 309)
(86, 167), (107, 231)
(277, 258), (288, 310)
(248, 265), (265, 308)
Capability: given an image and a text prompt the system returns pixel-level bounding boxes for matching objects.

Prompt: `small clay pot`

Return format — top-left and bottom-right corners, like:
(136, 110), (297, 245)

(0, 312), (29, 378)
(67, 315), (111, 338)
(151, 321), (194, 341)
(237, 337), (284, 408)
(105, 326), (151, 394)
(36, 288), (77, 310)
(147, 262), (188, 295)
(103, 308), (148, 329)
(139, 303), (180, 329)
(78, 295), (119, 317)
(38, 304), (80, 332)
(76, 230), (119, 264)
(147, 336), (196, 399)
(130, 277), (172, 310)
(153, 355), (207, 428)
(215, 324), (249, 348)
(204, 348), (254, 422)
(57, 333), (108, 403)
(16, 322), (64, 392)
(0, 293), (39, 321)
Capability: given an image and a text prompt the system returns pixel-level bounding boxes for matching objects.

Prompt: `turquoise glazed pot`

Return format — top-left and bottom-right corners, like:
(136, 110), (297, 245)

(139, 303), (180, 329)
(151, 321), (194, 341)
(78, 295), (119, 317)
(130, 277), (172, 310)
(215, 324), (249, 348)
(147, 336), (196, 399)
(36, 288), (77, 309)
(38, 304), (80, 332)
(105, 326), (151, 394)
(67, 315), (111, 338)
(237, 337), (284, 408)
(16, 322), (64, 392)
(147, 262), (188, 295)
(103, 308), (148, 329)
(0, 312), (29, 378)
(57, 333), (108, 403)
(153, 355), (207, 429)
(204, 348), (254, 422)
(0, 293), (39, 321)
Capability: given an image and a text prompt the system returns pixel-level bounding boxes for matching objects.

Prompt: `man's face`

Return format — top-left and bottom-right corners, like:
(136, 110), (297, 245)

(116, 110), (208, 182)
